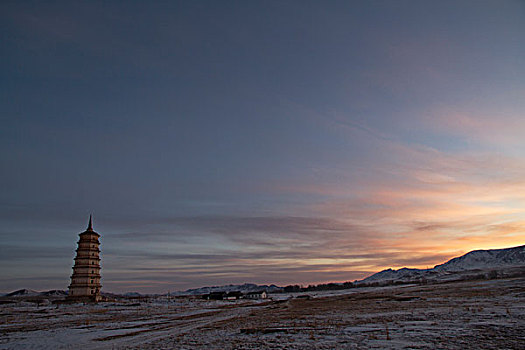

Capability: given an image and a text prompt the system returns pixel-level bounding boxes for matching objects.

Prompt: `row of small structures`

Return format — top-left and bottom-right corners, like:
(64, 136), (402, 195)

(201, 290), (267, 300)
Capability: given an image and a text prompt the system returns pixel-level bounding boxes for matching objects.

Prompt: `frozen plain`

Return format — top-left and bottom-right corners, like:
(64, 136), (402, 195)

(1, 277), (524, 349)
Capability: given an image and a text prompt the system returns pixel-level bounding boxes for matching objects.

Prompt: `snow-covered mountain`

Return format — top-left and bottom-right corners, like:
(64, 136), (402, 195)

(2, 289), (68, 298)
(359, 268), (430, 284)
(175, 283), (282, 296)
(434, 245), (525, 272)
(359, 245), (525, 285)
(40, 290), (68, 297)
(5, 289), (41, 297)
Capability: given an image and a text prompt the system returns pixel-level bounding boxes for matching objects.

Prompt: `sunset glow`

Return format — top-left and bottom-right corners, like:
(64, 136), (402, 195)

(1, 1), (524, 293)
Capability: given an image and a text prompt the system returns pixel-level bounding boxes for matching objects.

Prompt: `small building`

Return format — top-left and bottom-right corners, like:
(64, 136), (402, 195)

(225, 291), (243, 300)
(245, 291), (267, 299)
(206, 292), (226, 300)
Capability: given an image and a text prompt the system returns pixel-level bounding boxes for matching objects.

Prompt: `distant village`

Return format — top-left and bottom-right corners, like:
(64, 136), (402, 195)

(200, 290), (267, 301)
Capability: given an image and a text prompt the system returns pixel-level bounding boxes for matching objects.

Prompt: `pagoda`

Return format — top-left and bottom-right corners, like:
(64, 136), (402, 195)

(67, 215), (102, 302)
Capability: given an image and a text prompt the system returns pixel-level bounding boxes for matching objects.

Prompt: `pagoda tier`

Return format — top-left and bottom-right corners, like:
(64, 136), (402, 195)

(67, 215), (102, 302)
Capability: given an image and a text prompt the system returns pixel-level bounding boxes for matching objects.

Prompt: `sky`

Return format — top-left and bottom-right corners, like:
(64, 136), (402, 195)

(1, 0), (524, 293)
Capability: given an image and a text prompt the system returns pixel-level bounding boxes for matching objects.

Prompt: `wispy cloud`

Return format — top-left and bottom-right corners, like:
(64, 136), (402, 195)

(1, 1), (523, 294)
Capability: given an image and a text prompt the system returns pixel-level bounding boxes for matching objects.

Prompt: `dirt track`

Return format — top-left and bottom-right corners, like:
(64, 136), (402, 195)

(141, 278), (525, 349)
(1, 278), (524, 349)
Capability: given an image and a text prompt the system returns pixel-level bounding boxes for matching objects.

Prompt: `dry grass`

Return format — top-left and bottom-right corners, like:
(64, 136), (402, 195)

(2, 278), (524, 349)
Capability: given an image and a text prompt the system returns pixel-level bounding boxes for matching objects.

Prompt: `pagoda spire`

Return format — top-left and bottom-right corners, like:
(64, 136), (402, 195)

(87, 214), (93, 231)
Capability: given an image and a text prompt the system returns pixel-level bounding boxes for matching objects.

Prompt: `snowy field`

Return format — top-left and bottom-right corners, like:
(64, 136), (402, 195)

(1, 277), (524, 349)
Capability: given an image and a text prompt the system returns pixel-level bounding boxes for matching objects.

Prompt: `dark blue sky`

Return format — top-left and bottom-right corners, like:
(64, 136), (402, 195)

(2, 1), (524, 293)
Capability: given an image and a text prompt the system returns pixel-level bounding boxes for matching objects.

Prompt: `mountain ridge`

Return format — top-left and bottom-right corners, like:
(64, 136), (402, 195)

(359, 244), (525, 285)
(2, 244), (524, 297)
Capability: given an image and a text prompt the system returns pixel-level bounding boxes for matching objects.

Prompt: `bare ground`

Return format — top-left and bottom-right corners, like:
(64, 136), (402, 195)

(1, 277), (524, 349)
